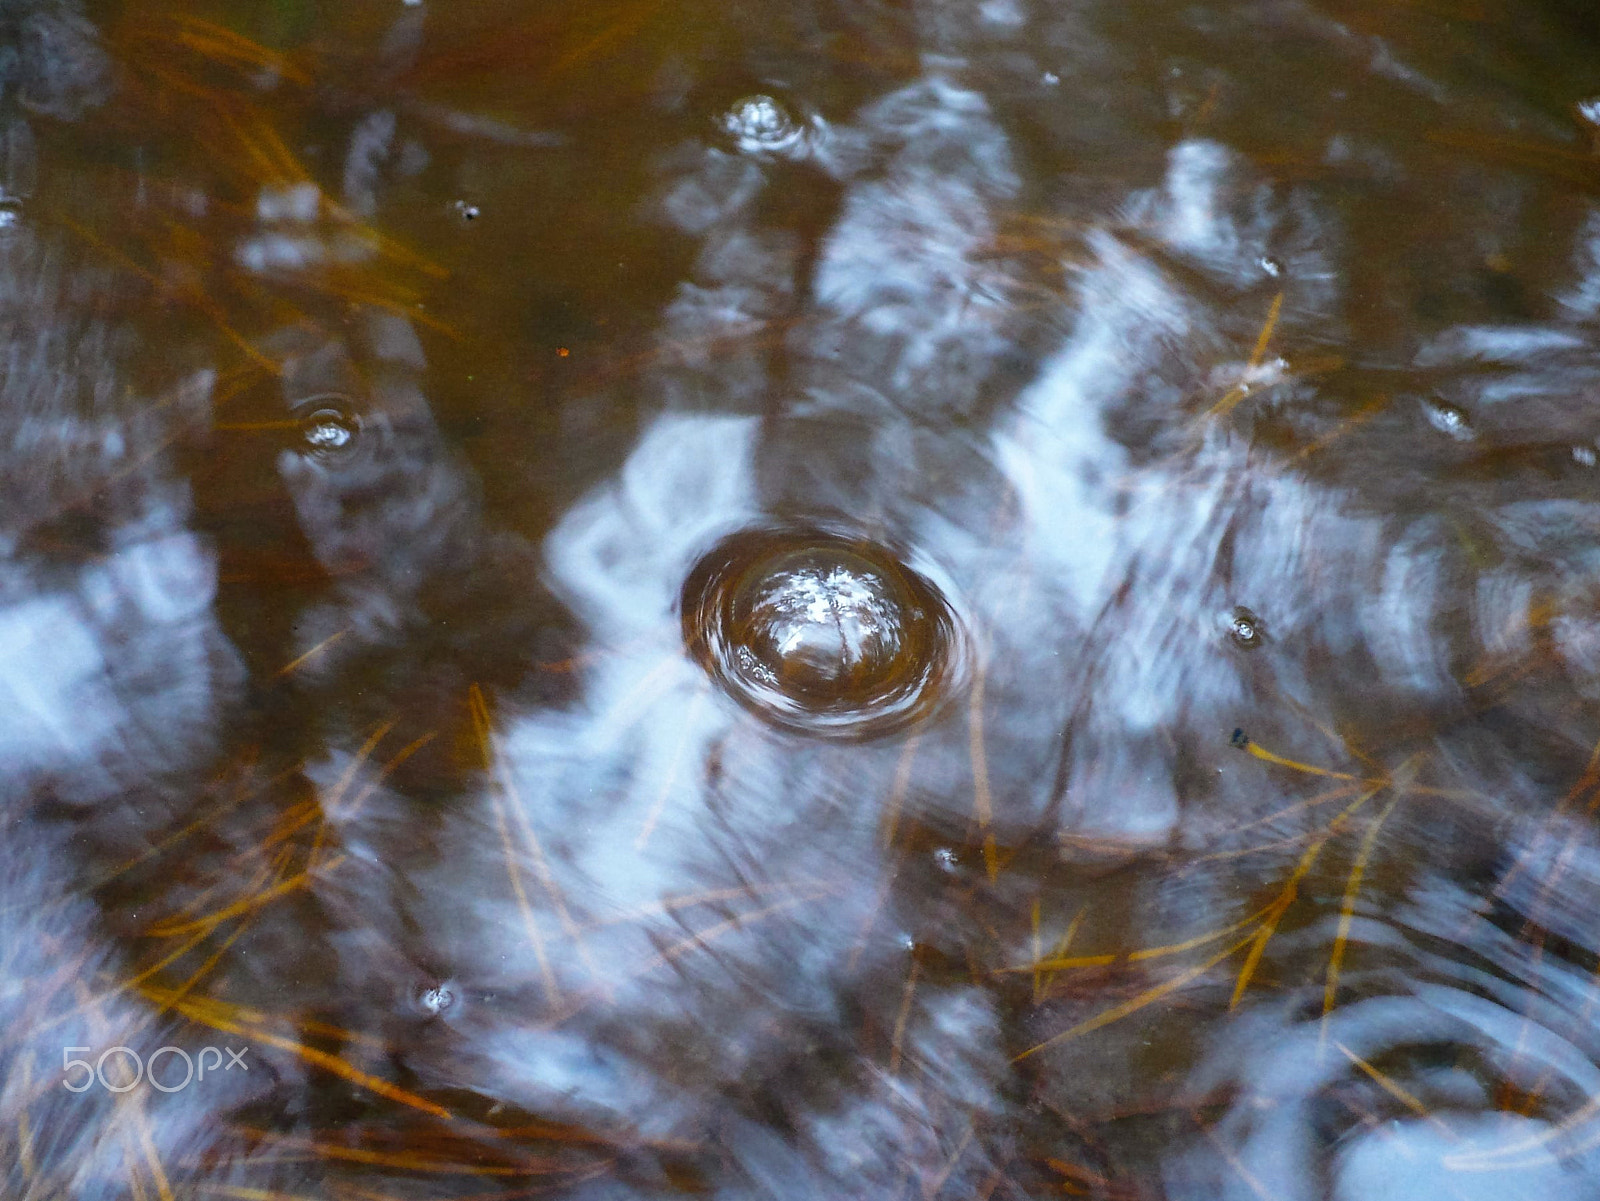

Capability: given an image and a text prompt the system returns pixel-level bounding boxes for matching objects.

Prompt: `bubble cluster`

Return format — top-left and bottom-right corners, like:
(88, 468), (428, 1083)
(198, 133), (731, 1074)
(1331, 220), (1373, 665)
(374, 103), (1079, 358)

(719, 94), (807, 155)
(682, 527), (962, 738)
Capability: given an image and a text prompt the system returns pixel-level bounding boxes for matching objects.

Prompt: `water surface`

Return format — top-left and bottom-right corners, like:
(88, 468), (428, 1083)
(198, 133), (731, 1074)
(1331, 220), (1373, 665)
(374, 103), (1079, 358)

(6, 1), (1600, 1197)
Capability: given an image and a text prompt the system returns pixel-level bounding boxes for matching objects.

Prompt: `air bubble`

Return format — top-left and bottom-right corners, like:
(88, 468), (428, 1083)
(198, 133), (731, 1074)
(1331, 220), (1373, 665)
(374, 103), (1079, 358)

(419, 984), (455, 1015)
(1259, 256), (1283, 278)
(1229, 607), (1264, 650)
(452, 199), (480, 221)
(1575, 445), (1597, 468)
(682, 526), (963, 739)
(0, 196), (22, 231)
(1424, 398), (1473, 441)
(296, 397), (361, 459)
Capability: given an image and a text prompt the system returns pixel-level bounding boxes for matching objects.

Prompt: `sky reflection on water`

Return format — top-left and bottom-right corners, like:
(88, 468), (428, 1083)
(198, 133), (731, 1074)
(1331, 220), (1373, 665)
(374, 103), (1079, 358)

(5, 0), (1600, 1197)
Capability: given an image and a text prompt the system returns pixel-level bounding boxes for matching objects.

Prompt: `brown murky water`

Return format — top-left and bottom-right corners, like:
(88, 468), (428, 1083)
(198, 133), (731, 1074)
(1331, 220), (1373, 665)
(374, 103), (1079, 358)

(9, 0), (1600, 1197)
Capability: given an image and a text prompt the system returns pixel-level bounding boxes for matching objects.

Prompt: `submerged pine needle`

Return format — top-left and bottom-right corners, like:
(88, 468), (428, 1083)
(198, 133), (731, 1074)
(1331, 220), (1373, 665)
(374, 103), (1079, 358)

(1334, 1041), (1455, 1138)
(1206, 291), (1284, 420)
(1014, 931), (1258, 1062)
(1323, 789), (1405, 1020)
(967, 635), (999, 882)
(889, 954), (921, 1075)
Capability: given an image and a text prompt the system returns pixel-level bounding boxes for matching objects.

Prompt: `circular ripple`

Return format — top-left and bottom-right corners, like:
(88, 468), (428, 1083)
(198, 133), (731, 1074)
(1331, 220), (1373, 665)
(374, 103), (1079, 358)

(683, 527), (963, 738)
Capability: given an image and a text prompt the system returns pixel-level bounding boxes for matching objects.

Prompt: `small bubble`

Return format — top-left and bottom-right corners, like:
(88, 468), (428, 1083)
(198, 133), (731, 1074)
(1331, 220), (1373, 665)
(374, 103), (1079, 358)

(297, 398), (361, 459)
(934, 848), (960, 873)
(1575, 445), (1598, 468)
(720, 94), (806, 154)
(1041, 71), (1061, 86)
(419, 984), (456, 1015)
(1423, 398), (1473, 441)
(1578, 97), (1600, 127)
(1259, 256), (1283, 278)
(452, 199), (480, 221)
(1229, 607), (1264, 650)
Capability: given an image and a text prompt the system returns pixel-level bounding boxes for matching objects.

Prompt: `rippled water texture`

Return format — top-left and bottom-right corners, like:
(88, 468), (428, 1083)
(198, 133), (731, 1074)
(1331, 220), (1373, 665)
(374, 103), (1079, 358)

(10, 0), (1600, 1197)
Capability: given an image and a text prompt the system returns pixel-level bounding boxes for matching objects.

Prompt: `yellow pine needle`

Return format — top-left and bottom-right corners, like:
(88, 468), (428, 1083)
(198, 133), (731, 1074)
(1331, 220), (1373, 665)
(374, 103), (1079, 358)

(888, 955), (921, 1075)
(16, 1059), (33, 1182)
(1323, 790), (1404, 1019)
(132, 1102), (176, 1201)
(489, 785), (564, 1008)
(321, 200), (450, 280)
(475, 687), (607, 997)
(547, 0), (661, 78)
(1030, 899), (1043, 1003)
(1196, 1119), (1274, 1201)
(634, 693), (701, 850)
(1045, 1159), (1112, 1192)
(1231, 782), (1388, 1007)
(168, 19), (312, 86)
(148, 915), (259, 1023)
(1240, 738), (1365, 782)
(967, 638), (999, 882)
(144, 856), (345, 938)
(217, 105), (309, 185)
(921, 1122), (975, 1199)
(1036, 906), (1087, 1001)
(1013, 930), (1258, 1062)
(334, 730), (440, 824)
(1494, 730), (1600, 900)
(544, 887), (839, 1029)
(471, 685), (565, 1007)
(1004, 902), (1274, 979)
(149, 992), (451, 1121)
(1207, 291), (1284, 419)
(247, 1141), (578, 1176)
(1232, 837), (1330, 1009)
(623, 889), (835, 982)
(1292, 395), (1386, 463)
(586, 879), (815, 930)
(879, 731), (922, 850)
(1207, 781), (1364, 843)
(1128, 904), (1278, 963)
(1334, 1042), (1455, 1138)
(154, 844), (278, 928)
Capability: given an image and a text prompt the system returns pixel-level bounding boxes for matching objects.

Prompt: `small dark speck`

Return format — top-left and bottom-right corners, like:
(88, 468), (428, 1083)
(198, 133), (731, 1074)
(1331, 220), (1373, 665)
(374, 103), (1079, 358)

(1230, 728), (1250, 749)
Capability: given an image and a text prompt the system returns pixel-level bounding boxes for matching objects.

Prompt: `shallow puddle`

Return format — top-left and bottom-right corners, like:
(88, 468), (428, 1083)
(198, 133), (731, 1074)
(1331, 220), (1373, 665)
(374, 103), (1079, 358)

(7, 1), (1600, 1197)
